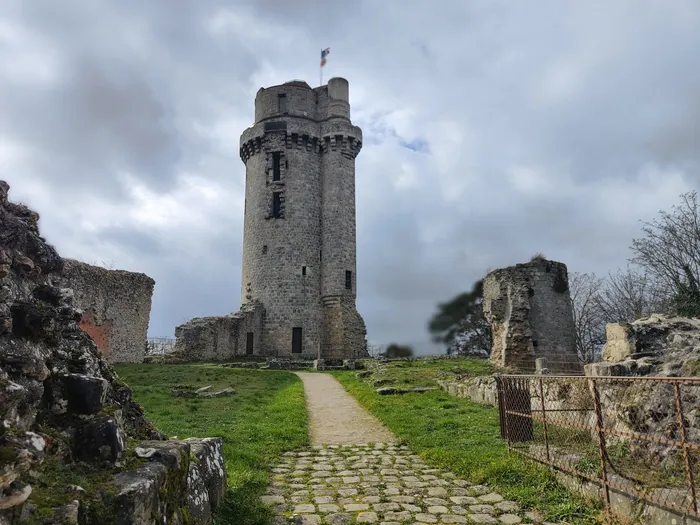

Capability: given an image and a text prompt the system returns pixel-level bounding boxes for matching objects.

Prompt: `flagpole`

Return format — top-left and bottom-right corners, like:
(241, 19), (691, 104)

(320, 49), (323, 87)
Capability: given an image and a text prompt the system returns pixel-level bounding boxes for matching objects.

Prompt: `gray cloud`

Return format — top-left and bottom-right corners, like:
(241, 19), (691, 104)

(3, 0), (700, 354)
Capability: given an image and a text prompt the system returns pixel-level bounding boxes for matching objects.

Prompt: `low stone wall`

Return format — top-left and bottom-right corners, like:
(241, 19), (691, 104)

(551, 460), (699, 524)
(437, 376), (498, 406)
(108, 438), (226, 524)
(171, 301), (264, 361)
(58, 258), (155, 363)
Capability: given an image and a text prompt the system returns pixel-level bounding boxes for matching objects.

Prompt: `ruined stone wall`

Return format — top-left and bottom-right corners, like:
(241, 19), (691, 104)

(483, 258), (577, 372)
(58, 258), (154, 364)
(0, 180), (226, 524)
(239, 78), (364, 358)
(320, 297), (367, 360)
(173, 301), (264, 362)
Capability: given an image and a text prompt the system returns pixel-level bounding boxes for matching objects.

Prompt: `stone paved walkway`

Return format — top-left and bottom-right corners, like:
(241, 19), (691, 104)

(262, 374), (560, 524)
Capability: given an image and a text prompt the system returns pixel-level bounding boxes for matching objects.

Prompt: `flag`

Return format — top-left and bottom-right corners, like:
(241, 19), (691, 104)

(320, 47), (330, 67)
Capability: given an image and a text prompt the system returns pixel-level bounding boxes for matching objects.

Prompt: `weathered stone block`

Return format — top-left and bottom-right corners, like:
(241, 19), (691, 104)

(182, 437), (227, 523)
(601, 322), (636, 362)
(75, 414), (126, 463)
(50, 373), (110, 415)
(111, 462), (170, 524)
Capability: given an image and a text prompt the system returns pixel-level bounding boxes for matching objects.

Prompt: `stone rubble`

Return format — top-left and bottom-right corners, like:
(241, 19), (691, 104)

(261, 443), (565, 525)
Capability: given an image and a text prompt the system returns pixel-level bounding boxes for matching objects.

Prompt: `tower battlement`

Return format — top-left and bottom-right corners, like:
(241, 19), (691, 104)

(238, 78), (367, 358)
(252, 77), (351, 125)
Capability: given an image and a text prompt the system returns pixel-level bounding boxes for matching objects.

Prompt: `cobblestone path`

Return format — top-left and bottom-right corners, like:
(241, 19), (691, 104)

(262, 374), (559, 524)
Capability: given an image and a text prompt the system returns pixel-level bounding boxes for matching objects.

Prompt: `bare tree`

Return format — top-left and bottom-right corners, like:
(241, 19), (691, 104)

(597, 265), (672, 323)
(630, 191), (700, 316)
(569, 267), (672, 362)
(569, 272), (606, 362)
(367, 344), (384, 358)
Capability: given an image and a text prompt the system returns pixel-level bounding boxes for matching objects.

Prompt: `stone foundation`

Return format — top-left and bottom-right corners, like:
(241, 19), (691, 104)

(58, 259), (155, 364)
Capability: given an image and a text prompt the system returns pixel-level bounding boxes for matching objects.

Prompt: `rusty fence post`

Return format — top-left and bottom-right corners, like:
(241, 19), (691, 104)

(589, 377), (611, 511)
(673, 382), (698, 516)
(507, 376), (534, 443)
(495, 375), (512, 451)
(538, 377), (550, 462)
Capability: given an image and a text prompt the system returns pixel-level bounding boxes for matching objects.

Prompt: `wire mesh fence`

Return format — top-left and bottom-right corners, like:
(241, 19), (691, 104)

(495, 374), (700, 518)
(146, 337), (176, 355)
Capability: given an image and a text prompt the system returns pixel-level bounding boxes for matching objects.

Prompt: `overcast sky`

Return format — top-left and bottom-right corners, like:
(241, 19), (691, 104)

(3, 1), (699, 354)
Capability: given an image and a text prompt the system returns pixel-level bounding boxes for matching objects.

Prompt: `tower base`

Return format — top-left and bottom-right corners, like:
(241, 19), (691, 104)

(320, 296), (367, 360)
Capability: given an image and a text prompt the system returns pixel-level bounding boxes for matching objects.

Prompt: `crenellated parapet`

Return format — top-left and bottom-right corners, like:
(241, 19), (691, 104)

(286, 133), (322, 154)
(240, 130), (362, 162)
(321, 134), (363, 159)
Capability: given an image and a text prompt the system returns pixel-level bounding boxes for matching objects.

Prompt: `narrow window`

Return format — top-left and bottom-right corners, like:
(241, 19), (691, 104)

(345, 270), (352, 290)
(319, 250), (322, 261)
(246, 332), (254, 355)
(285, 159), (289, 170)
(302, 266), (307, 276)
(262, 245), (268, 254)
(272, 152), (281, 181)
(292, 327), (302, 354)
(272, 192), (282, 218)
(278, 94), (287, 112)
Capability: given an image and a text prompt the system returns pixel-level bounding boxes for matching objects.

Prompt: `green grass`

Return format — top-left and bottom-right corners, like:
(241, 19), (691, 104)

(332, 368), (604, 524)
(359, 357), (495, 388)
(115, 364), (308, 525)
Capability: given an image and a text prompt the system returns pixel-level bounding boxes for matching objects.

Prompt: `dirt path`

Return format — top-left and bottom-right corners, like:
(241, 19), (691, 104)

(295, 372), (396, 445)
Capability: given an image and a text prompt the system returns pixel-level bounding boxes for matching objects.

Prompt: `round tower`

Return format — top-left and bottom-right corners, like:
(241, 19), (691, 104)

(239, 78), (366, 358)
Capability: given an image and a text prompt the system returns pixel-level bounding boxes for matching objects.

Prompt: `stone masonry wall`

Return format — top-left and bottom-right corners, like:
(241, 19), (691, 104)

(173, 301), (264, 361)
(0, 180), (226, 524)
(59, 258), (154, 364)
(239, 78), (365, 358)
(483, 257), (577, 372)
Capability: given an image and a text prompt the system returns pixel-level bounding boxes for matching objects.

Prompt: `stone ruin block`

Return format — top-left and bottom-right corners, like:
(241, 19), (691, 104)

(483, 257), (578, 373)
(587, 314), (700, 377)
(167, 300), (265, 362)
(0, 180), (226, 524)
(58, 258), (155, 363)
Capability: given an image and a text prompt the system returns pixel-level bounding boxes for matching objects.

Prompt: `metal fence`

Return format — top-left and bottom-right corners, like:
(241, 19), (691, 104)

(146, 337), (176, 355)
(501, 356), (590, 376)
(495, 374), (700, 518)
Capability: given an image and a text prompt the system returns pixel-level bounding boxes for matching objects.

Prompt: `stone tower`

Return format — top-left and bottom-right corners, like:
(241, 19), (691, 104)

(482, 257), (578, 373)
(239, 78), (367, 359)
